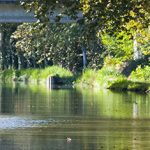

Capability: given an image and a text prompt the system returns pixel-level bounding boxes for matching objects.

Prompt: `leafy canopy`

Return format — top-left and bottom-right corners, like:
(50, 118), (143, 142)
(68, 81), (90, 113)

(21, 0), (149, 32)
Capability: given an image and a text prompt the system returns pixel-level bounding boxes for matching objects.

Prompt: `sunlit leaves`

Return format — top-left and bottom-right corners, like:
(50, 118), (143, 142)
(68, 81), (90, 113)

(18, 0), (150, 69)
(21, 0), (80, 23)
(101, 31), (133, 61)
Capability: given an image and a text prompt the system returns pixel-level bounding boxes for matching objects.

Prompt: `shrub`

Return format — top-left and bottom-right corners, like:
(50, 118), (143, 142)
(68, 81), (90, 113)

(0, 69), (14, 81)
(75, 69), (97, 87)
(128, 82), (150, 92)
(76, 66), (126, 89)
(0, 66), (74, 85)
(129, 65), (150, 82)
(107, 78), (129, 90)
(40, 66), (73, 79)
(97, 66), (126, 87)
(30, 69), (40, 80)
(98, 66), (120, 77)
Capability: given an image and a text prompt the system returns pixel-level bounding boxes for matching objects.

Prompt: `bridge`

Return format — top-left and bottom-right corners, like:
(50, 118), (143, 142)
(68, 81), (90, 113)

(0, 0), (82, 23)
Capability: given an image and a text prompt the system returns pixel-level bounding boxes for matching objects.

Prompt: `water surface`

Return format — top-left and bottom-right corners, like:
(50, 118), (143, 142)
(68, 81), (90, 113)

(0, 83), (150, 150)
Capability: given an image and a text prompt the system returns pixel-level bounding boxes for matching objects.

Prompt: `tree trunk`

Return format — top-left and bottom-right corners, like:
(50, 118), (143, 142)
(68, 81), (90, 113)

(81, 44), (87, 70)
(0, 31), (2, 69)
(1, 31), (8, 70)
(133, 34), (143, 60)
(17, 53), (21, 70)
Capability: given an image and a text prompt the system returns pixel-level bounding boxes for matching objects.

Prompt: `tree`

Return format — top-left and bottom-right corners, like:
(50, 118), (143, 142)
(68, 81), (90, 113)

(20, 0), (149, 70)
(83, 0), (150, 61)
(21, 0), (80, 22)
(0, 23), (19, 70)
(12, 22), (106, 71)
(21, 0), (149, 31)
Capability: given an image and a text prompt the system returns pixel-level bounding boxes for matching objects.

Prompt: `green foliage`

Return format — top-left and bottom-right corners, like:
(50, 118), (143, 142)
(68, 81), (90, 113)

(21, 0), (79, 22)
(128, 82), (150, 92)
(0, 69), (15, 81)
(0, 0), (149, 93)
(0, 66), (73, 84)
(40, 66), (73, 79)
(98, 66), (121, 77)
(20, 0), (149, 72)
(107, 78), (150, 92)
(107, 78), (129, 90)
(12, 23), (105, 71)
(125, 20), (150, 57)
(81, 0), (149, 34)
(97, 66), (126, 88)
(76, 69), (97, 87)
(76, 65), (150, 92)
(129, 65), (150, 82)
(101, 31), (133, 61)
(76, 66), (125, 88)
(0, 23), (19, 70)
(103, 56), (120, 66)
(15, 69), (40, 81)
(30, 69), (41, 80)
(22, 0), (149, 32)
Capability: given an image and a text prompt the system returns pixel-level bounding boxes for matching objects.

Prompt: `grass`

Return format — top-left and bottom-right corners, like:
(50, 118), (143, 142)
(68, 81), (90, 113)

(75, 69), (98, 88)
(0, 66), (74, 85)
(40, 66), (73, 79)
(129, 65), (150, 82)
(75, 66), (150, 92)
(0, 69), (15, 82)
(1, 65), (150, 92)
(128, 82), (150, 92)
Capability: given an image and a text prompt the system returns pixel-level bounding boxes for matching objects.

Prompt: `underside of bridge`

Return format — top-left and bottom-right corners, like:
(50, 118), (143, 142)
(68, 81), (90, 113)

(0, 0), (19, 3)
(0, 0), (82, 23)
(0, 0), (36, 23)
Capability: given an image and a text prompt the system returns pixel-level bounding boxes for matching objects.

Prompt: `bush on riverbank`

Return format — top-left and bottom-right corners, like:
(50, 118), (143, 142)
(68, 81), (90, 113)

(1, 65), (150, 92)
(75, 66), (126, 88)
(129, 65), (150, 82)
(0, 66), (74, 85)
(75, 69), (98, 88)
(75, 65), (150, 92)
(0, 69), (14, 81)
(108, 79), (150, 92)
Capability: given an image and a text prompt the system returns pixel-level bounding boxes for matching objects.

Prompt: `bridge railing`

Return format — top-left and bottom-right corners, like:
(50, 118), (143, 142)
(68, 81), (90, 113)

(0, 0), (20, 3)
(0, 0), (83, 23)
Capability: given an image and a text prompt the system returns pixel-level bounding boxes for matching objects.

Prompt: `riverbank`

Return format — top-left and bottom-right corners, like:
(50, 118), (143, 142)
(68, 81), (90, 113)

(75, 66), (150, 93)
(0, 66), (74, 86)
(0, 65), (150, 93)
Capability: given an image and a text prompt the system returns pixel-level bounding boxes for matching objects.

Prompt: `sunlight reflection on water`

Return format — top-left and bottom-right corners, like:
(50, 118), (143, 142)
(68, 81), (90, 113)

(0, 116), (50, 129)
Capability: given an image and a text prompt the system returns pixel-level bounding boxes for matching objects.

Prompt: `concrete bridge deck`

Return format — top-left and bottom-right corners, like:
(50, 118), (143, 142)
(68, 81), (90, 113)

(0, 0), (82, 23)
(0, 0), (35, 22)
(0, 0), (19, 3)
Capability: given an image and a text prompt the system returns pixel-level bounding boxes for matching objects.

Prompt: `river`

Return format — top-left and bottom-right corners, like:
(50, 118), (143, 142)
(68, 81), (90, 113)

(0, 83), (150, 150)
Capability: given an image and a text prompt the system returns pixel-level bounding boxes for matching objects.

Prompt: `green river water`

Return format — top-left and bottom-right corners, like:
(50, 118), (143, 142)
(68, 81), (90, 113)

(0, 83), (150, 150)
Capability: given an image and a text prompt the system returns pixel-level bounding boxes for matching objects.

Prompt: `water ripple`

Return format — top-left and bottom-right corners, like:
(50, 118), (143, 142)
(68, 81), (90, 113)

(0, 116), (50, 129)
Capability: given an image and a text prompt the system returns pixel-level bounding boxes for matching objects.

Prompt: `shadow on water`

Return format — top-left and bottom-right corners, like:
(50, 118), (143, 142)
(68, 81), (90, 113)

(0, 83), (150, 150)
